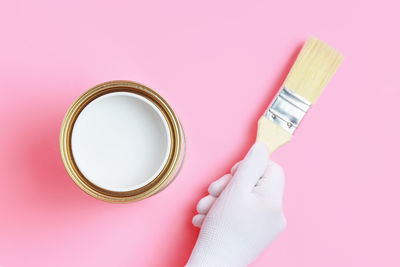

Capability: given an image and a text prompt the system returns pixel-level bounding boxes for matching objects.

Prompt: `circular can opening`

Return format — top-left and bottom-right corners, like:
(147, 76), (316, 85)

(71, 92), (171, 192)
(60, 81), (185, 203)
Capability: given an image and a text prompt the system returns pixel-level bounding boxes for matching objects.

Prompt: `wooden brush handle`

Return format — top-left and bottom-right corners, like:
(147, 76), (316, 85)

(256, 116), (292, 153)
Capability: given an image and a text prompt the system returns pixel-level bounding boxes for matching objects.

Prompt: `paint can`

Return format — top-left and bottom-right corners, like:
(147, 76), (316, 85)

(60, 80), (185, 203)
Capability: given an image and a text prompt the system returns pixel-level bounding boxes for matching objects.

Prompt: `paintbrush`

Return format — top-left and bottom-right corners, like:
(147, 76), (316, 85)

(257, 37), (343, 152)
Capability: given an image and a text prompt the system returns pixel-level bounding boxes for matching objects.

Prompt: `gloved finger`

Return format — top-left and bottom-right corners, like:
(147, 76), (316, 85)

(192, 214), (205, 228)
(231, 141), (270, 192)
(197, 195), (217, 214)
(253, 161), (285, 200)
(208, 174), (232, 197)
(230, 161), (242, 175)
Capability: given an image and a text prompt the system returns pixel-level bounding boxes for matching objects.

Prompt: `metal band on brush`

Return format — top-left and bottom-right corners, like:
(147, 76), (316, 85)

(265, 87), (311, 134)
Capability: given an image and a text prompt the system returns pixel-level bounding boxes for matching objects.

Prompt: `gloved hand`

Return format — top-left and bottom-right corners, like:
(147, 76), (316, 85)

(186, 142), (286, 267)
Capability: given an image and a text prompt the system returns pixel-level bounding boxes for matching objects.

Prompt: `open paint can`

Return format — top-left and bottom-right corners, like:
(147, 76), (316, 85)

(60, 81), (185, 203)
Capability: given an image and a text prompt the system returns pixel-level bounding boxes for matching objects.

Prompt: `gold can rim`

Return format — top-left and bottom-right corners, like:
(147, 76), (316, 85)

(60, 80), (184, 203)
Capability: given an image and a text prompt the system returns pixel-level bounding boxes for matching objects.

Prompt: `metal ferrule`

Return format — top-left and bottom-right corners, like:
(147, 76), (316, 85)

(264, 87), (311, 134)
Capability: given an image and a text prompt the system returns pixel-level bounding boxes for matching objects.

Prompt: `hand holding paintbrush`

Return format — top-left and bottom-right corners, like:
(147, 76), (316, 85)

(188, 37), (343, 267)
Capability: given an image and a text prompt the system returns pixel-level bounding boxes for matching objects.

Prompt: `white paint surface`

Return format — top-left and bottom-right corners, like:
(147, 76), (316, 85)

(71, 92), (171, 192)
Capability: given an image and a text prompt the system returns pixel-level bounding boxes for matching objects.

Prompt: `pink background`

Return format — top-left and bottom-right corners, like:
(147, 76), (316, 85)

(1, 0), (399, 266)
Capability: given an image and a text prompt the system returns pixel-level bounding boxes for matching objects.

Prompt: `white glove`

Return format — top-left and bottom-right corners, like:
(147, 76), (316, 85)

(186, 142), (286, 267)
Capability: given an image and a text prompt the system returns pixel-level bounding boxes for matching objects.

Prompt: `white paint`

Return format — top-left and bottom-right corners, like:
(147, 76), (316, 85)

(71, 92), (171, 192)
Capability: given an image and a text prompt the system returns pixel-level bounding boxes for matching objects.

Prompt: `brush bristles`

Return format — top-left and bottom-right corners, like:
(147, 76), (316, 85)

(283, 37), (343, 104)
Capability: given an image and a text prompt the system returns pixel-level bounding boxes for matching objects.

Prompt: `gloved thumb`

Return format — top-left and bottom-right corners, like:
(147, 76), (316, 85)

(230, 141), (270, 192)
(253, 161), (285, 201)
